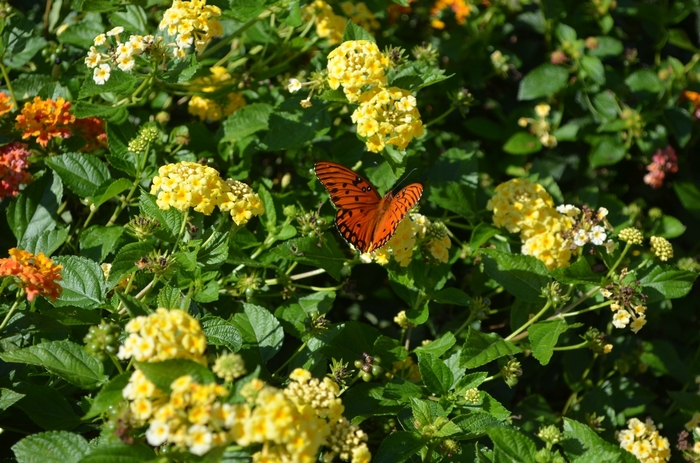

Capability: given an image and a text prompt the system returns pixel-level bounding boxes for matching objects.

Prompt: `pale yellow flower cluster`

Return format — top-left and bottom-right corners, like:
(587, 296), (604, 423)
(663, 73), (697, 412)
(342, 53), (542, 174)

(361, 213), (450, 267)
(650, 236), (673, 261)
(617, 417), (671, 463)
(158, 0), (223, 57)
(351, 87), (425, 153)
(327, 40), (389, 103)
(150, 162), (263, 225)
(340, 2), (380, 32)
(518, 103), (557, 148)
(685, 412), (700, 431)
(487, 178), (576, 270)
(85, 27), (155, 85)
(117, 308), (207, 364)
(304, 0), (347, 45)
(188, 66), (246, 121)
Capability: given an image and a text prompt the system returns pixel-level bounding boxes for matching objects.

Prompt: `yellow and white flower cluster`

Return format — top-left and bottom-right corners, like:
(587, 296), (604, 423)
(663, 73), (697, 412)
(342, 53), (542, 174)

(158, 0), (223, 57)
(85, 27), (156, 85)
(327, 40), (389, 103)
(150, 161), (264, 225)
(339, 2), (380, 32)
(187, 66), (246, 121)
(351, 87), (425, 152)
(617, 417), (671, 463)
(304, 0), (347, 45)
(487, 178), (577, 270)
(556, 204), (612, 250)
(117, 308), (207, 364)
(361, 213), (451, 267)
(518, 103), (557, 148)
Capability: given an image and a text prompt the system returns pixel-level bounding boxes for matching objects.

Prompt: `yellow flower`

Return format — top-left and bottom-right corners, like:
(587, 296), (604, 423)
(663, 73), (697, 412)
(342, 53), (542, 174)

(218, 179), (265, 225)
(618, 227), (644, 245)
(617, 417), (670, 463)
(327, 40), (389, 102)
(158, 0), (222, 53)
(303, 1), (347, 45)
(187, 66), (246, 121)
(151, 161), (226, 214)
(0, 92), (14, 117)
(650, 236), (673, 261)
(340, 2), (380, 32)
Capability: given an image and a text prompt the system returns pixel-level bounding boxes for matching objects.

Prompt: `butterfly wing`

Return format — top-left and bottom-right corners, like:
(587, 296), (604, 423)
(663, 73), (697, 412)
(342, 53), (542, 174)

(369, 183), (424, 252)
(314, 161), (383, 252)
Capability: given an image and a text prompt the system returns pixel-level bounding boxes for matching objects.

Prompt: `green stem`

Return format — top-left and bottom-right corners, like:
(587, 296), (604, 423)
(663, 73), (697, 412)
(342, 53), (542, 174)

(452, 312), (477, 338)
(109, 353), (125, 374)
(505, 301), (552, 341)
(265, 268), (326, 285)
(606, 242), (632, 279)
(424, 106), (457, 128)
(272, 340), (308, 378)
(0, 293), (22, 332)
(552, 340), (590, 351)
(563, 300), (612, 318)
(200, 13), (268, 60)
(135, 275), (159, 300)
(0, 59), (17, 110)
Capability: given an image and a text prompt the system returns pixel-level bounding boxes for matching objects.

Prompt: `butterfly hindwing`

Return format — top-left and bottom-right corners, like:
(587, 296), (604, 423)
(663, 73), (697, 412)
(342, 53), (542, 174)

(335, 207), (380, 253)
(370, 184), (423, 252)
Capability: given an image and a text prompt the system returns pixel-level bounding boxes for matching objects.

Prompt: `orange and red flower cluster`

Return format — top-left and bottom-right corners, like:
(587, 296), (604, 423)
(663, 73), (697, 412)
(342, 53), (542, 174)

(0, 142), (32, 200)
(644, 146), (678, 189)
(0, 248), (62, 301)
(430, 0), (472, 29)
(0, 92), (14, 117)
(15, 97), (76, 147)
(73, 117), (108, 152)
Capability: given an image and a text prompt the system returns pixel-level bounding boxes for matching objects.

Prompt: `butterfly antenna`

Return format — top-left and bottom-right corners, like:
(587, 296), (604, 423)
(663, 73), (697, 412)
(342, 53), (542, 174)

(392, 168), (419, 193)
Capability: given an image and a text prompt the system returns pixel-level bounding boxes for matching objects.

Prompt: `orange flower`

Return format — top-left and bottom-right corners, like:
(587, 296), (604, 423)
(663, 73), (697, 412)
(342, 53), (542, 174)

(0, 142), (32, 200)
(15, 97), (75, 148)
(430, 0), (472, 29)
(73, 117), (108, 151)
(0, 248), (62, 301)
(0, 92), (14, 117)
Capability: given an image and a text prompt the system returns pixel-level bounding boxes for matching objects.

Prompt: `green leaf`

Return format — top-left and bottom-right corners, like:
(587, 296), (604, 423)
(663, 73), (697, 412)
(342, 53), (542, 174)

(625, 69), (664, 94)
(664, 107), (692, 148)
(518, 64), (569, 100)
(418, 353), (454, 395)
(79, 69), (137, 99)
(258, 185), (276, 230)
(13, 74), (52, 99)
(470, 223), (500, 250)
(222, 103), (274, 141)
(503, 132), (543, 155)
(21, 229), (68, 256)
(580, 55), (605, 84)
(589, 134), (626, 168)
(8, 172), (63, 245)
(674, 182), (700, 214)
(342, 20), (375, 42)
(529, 318), (568, 365)
(429, 181), (478, 222)
(200, 231), (229, 269)
(272, 234), (346, 280)
(92, 178), (132, 207)
(201, 315), (243, 353)
(649, 215), (686, 239)
(414, 333), (457, 357)
(57, 12), (103, 48)
(227, 0), (267, 21)
(592, 91), (620, 121)
(261, 108), (327, 151)
(72, 101), (128, 124)
(83, 373), (130, 419)
(105, 121), (138, 176)
(79, 225), (124, 262)
(45, 153), (110, 198)
(668, 28), (699, 51)
(588, 37), (624, 57)
(453, 412), (506, 436)
(3, 15), (48, 69)
(487, 428), (537, 463)
(0, 387), (24, 410)
(0, 340), (106, 389)
(243, 303), (284, 363)
(641, 339), (688, 383)
(108, 5), (147, 33)
(107, 241), (153, 289)
(465, 117), (505, 141)
(136, 359), (215, 392)
(480, 249), (550, 303)
(79, 442), (156, 463)
(139, 191), (183, 241)
(53, 256), (107, 309)
(550, 258), (601, 285)
(561, 418), (638, 463)
(637, 264), (696, 303)
(13, 384), (81, 430)
(373, 431), (426, 463)
(12, 431), (89, 463)
(460, 328), (521, 369)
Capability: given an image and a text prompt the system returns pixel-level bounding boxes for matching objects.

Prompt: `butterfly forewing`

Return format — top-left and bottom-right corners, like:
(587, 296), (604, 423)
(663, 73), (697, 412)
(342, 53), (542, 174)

(314, 161), (423, 253)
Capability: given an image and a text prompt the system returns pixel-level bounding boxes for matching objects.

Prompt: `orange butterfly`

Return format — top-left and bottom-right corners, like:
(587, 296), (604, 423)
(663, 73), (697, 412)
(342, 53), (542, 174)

(314, 161), (423, 253)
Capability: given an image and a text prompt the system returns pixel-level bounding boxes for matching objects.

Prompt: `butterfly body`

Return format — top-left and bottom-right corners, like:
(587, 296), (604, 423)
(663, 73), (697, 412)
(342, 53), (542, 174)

(314, 161), (423, 253)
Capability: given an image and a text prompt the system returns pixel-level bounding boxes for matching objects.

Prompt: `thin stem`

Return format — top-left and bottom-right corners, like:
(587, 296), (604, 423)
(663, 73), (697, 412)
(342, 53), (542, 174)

(452, 312), (476, 338)
(0, 59), (17, 110)
(552, 340), (589, 351)
(135, 276), (159, 300)
(290, 283), (342, 292)
(558, 287), (600, 315)
(265, 268), (326, 285)
(272, 340), (308, 377)
(505, 300), (552, 341)
(0, 294), (22, 332)
(606, 242), (632, 279)
(563, 300), (612, 318)
(200, 13), (269, 60)
(424, 105), (456, 128)
(109, 353), (125, 374)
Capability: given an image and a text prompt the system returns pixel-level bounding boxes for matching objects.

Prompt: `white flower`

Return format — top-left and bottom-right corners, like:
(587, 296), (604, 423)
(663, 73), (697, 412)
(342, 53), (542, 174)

(573, 229), (589, 247)
(556, 204), (581, 217)
(588, 225), (607, 246)
(94, 34), (106, 46)
(288, 78), (302, 92)
(630, 314), (647, 334)
(187, 424), (213, 456)
(93, 64), (111, 85)
(115, 42), (134, 58)
(612, 309), (631, 329)
(359, 252), (374, 264)
(604, 239), (615, 254)
(174, 46), (187, 59)
(535, 103), (551, 118)
(117, 56), (135, 72)
(106, 26), (124, 36)
(146, 420), (170, 446)
(84, 47), (101, 68)
(596, 207), (609, 220)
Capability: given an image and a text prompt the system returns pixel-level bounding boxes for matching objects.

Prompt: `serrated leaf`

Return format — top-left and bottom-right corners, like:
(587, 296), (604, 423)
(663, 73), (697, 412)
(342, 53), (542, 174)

(136, 359), (215, 392)
(460, 328), (521, 369)
(139, 191), (183, 241)
(637, 264), (696, 303)
(78, 442), (156, 463)
(8, 172), (62, 244)
(0, 387), (24, 410)
(429, 181), (478, 222)
(518, 64), (569, 100)
(201, 315), (243, 352)
(529, 318), (568, 365)
(664, 107), (692, 148)
(45, 153), (110, 198)
(418, 353), (454, 395)
(79, 225), (124, 262)
(503, 132), (543, 155)
(105, 122), (138, 176)
(453, 412), (507, 436)
(342, 20), (375, 42)
(92, 178), (132, 207)
(83, 372), (130, 419)
(414, 332), (457, 357)
(470, 223), (500, 249)
(13, 384), (81, 430)
(550, 258), (601, 285)
(625, 69), (664, 94)
(0, 340), (106, 389)
(107, 242), (155, 289)
(373, 431), (426, 463)
(222, 103), (273, 141)
(79, 69), (137, 99)
(243, 303), (284, 362)
(480, 249), (550, 303)
(488, 428), (537, 463)
(20, 229), (68, 256)
(72, 101), (128, 123)
(53, 256), (107, 309)
(589, 134), (626, 168)
(562, 418), (638, 463)
(13, 431), (89, 463)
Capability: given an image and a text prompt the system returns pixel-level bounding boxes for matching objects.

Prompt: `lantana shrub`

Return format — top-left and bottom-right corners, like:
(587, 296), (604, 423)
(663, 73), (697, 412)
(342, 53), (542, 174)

(0, 1), (698, 462)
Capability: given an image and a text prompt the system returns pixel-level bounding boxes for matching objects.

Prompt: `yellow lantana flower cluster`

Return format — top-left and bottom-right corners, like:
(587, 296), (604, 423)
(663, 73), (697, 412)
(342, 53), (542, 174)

(150, 161), (264, 225)
(304, 1), (347, 45)
(158, 0), (223, 57)
(327, 40), (389, 103)
(518, 103), (557, 148)
(361, 213), (451, 267)
(487, 178), (577, 270)
(351, 87), (425, 153)
(340, 2), (380, 32)
(617, 417), (671, 463)
(85, 27), (155, 85)
(188, 66), (246, 121)
(117, 308), (207, 364)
